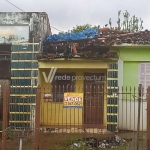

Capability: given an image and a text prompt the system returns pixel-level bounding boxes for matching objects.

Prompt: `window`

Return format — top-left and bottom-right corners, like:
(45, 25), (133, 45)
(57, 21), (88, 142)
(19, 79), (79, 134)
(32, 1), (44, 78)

(52, 73), (75, 102)
(139, 63), (150, 99)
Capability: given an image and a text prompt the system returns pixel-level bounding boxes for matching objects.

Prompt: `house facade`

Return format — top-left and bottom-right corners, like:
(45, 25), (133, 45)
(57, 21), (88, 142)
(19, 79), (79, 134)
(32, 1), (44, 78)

(38, 59), (118, 131)
(37, 28), (119, 132)
(0, 12), (51, 129)
(118, 45), (150, 131)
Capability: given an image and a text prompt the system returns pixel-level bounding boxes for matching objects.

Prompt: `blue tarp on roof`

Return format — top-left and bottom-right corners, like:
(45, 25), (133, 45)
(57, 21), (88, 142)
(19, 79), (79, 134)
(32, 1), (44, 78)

(44, 28), (98, 43)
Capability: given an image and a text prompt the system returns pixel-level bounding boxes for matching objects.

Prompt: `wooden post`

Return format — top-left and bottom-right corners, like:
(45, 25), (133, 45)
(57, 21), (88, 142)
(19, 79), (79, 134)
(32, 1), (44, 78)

(34, 85), (41, 150)
(2, 86), (8, 150)
(6, 86), (10, 128)
(147, 86), (150, 150)
(19, 138), (23, 150)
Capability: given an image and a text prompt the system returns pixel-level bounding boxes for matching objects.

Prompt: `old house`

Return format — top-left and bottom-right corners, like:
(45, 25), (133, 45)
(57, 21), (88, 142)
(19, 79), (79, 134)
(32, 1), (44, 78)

(116, 31), (150, 131)
(37, 28), (119, 132)
(37, 28), (150, 132)
(0, 12), (51, 128)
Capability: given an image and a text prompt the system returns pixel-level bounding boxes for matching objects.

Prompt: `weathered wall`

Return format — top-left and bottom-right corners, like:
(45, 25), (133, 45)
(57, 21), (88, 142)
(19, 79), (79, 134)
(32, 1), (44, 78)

(0, 12), (51, 44)
(0, 44), (11, 79)
(0, 80), (10, 121)
(0, 25), (29, 43)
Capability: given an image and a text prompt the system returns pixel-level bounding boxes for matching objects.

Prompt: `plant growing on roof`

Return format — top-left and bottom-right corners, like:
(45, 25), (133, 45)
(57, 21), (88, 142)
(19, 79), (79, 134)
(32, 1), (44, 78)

(59, 10), (144, 34)
(139, 18), (144, 31)
(125, 10), (130, 30)
(115, 10), (144, 32)
(109, 18), (112, 29)
(117, 10), (121, 30)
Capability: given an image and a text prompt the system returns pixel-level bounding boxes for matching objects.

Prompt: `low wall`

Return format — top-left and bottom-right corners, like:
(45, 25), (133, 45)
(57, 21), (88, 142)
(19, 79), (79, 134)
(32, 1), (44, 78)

(118, 100), (147, 131)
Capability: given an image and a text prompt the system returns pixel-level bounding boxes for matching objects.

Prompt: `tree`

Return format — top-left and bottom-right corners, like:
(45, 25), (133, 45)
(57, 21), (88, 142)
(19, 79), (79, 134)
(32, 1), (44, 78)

(59, 24), (100, 34)
(70, 24), (100, 33)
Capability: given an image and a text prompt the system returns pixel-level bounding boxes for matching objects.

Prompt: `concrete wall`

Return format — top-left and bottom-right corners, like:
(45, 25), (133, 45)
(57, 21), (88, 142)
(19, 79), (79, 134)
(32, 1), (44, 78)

(0, 12), (51, 43)
(118, 100), (147, 131)
(0, 25), (29, 43)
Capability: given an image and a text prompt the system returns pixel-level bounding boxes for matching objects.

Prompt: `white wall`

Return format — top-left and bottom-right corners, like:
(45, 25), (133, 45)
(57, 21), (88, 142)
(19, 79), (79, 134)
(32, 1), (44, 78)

(118, 100), (147, 131)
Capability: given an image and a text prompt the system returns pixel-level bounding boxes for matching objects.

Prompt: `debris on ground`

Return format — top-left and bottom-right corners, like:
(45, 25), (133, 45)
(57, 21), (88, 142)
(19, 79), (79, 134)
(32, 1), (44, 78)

(68, 135), (132, 149)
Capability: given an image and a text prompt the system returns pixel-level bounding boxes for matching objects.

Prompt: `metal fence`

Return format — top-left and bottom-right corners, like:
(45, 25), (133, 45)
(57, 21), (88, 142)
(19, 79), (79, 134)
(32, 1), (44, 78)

(1, 85), (35, 150)
(1, 84), (150, 150)
(36, 85), (148, 150)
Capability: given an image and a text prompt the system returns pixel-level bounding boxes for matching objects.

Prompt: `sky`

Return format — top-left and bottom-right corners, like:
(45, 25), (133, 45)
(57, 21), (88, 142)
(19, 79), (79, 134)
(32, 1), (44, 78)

(1, 0), (150, 34)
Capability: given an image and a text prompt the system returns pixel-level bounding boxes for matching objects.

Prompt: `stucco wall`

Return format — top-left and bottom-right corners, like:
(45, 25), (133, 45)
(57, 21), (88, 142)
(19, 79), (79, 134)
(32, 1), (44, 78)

(38, 67), (107, 127)
(118, 46), (150, 86)
(117, 46), (150, 131)
(123, 61), (138, 87)
(119, 46), (150, 61)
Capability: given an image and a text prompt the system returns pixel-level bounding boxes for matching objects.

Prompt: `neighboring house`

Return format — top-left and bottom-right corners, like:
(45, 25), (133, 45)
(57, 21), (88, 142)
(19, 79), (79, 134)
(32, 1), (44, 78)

(98, 29), (150, 131)
(0, 12), (51, 129)
(117, 45), (150, 131)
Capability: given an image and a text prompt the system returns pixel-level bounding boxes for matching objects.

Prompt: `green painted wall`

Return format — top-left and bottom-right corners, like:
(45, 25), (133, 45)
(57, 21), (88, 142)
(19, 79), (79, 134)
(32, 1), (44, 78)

(123, 61), (138, 88)
(116, 46), (150, 91)
(118, 46), (150, 61)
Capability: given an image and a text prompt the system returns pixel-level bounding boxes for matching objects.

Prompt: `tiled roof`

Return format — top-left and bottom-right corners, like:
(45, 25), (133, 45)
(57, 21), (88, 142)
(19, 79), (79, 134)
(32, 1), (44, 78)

(97, 28), (150, 45)
(38, 28), (150, 60)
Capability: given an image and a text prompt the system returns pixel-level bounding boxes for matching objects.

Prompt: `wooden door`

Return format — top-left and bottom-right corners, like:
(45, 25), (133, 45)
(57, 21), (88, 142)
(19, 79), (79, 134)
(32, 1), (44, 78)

(84, 73), (104, 125)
